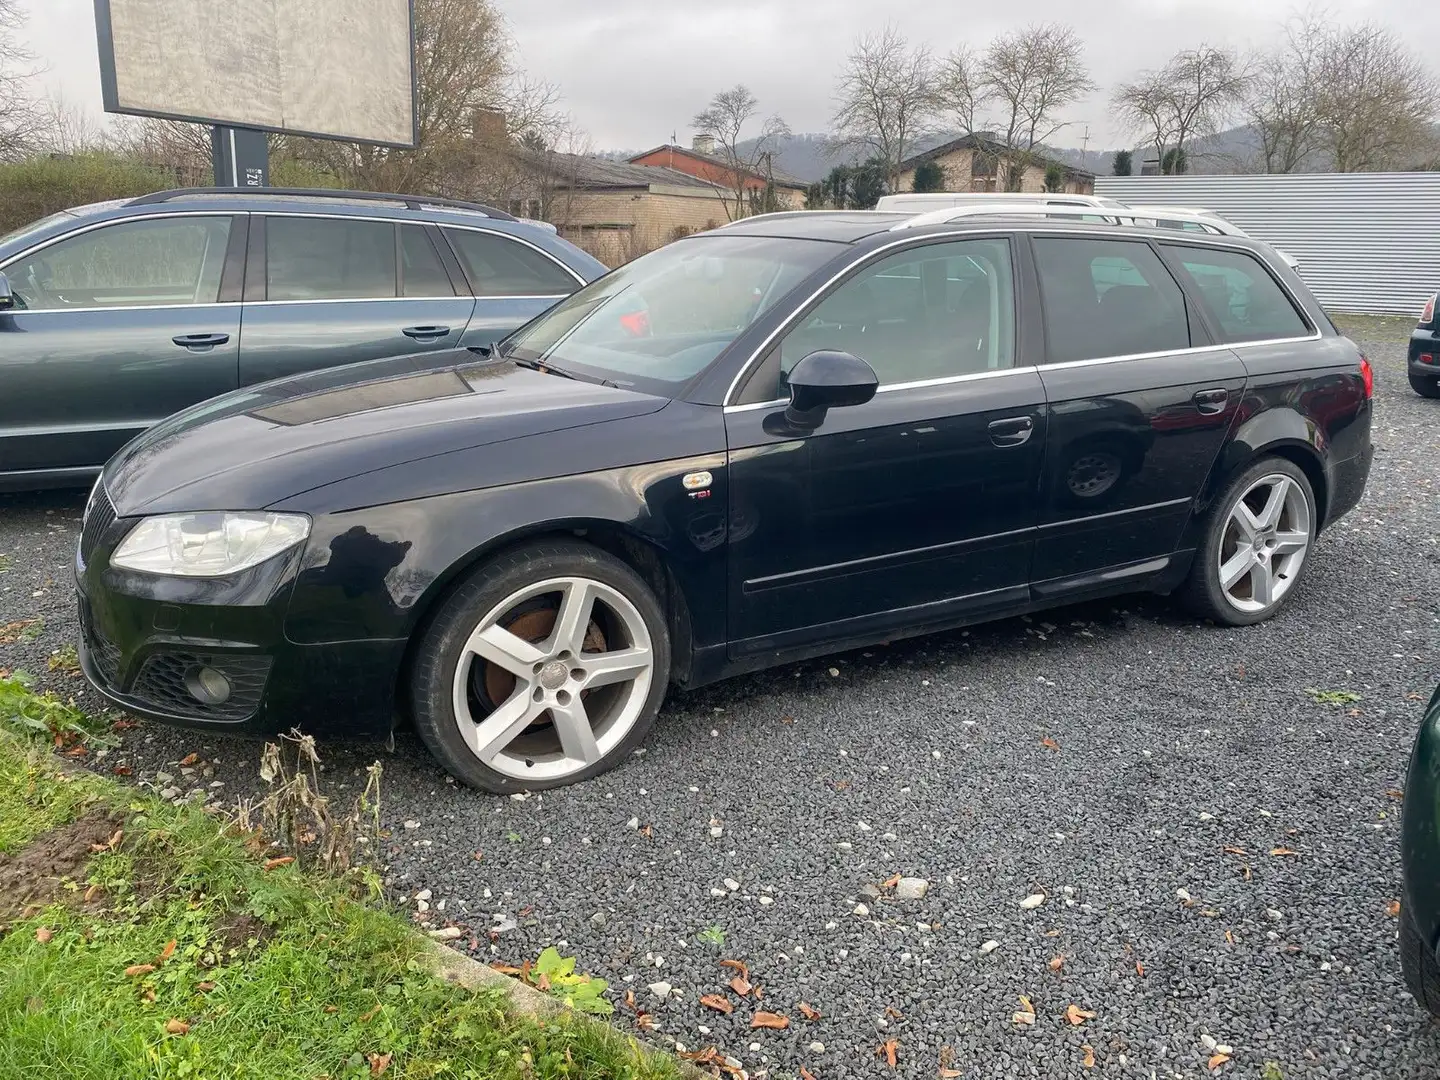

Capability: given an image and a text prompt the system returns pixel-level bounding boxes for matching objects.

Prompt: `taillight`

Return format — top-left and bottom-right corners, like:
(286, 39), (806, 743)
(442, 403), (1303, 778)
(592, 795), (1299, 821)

(1423, 294), (1437, 326)
(1360, 354), (1374, 398)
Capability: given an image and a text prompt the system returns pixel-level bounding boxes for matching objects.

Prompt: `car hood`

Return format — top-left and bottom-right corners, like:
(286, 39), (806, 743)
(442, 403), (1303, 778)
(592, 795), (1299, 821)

(105, 350), (669, 515)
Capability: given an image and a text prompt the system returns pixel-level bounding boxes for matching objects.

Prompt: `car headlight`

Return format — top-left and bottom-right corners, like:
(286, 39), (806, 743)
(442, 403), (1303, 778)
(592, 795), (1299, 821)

(110, 512), (310, 577)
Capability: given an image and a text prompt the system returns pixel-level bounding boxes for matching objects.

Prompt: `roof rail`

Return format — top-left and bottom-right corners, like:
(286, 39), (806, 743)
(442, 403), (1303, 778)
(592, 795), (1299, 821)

(714, 209), (910, 229)
(127, 187), (518, 221)
(890, 203), (1223, 232)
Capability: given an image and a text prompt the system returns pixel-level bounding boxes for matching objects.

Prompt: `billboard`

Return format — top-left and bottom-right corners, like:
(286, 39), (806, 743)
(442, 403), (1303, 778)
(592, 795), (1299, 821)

(94, 0), (418, 148)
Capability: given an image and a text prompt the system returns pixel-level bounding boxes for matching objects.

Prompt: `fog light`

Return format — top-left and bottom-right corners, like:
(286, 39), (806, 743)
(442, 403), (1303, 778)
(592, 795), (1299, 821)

(185, 666), (232, 705)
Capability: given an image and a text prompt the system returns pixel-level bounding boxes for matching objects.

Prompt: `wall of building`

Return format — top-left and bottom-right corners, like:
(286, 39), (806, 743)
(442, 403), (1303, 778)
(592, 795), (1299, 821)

(1097, 172), (1438, 315)
(629, 148), (807, 209)
(551, 187), (733, 265)
(896, 148), (1092, 197)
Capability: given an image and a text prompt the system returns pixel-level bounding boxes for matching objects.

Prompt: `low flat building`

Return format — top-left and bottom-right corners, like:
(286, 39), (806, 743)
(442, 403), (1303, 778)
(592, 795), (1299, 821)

(896, 134), (1095, 196)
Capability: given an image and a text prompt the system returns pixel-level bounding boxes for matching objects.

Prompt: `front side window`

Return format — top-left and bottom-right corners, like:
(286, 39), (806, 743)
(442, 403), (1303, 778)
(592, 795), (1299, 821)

(1033, 236), (1191, 363)
(3, 216), (233, 311)
(266, 217), (396, 301)
(777, 238), (1015, 389)
(1161, 244), (1310, 344)
(443, 228), (579, 297)
(502, 235), (837, 395)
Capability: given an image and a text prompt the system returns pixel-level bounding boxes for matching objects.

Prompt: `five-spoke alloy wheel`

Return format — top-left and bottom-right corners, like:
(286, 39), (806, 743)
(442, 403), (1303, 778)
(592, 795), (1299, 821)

(1183, 457), (1317, 627)
(410, 541), (670, 793)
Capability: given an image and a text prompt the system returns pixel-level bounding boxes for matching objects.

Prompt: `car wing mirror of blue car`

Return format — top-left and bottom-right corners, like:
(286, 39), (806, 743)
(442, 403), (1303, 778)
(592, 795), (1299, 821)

(777, 350), (879, 432)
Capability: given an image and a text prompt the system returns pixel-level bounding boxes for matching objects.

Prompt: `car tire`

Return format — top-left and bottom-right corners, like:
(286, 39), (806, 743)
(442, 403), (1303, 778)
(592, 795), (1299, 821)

(409, 540), (670, 794)
(1181, 457), (1317, 627)
(1410, 370), (1440, 399)
(1400, 904), (1440, 1018)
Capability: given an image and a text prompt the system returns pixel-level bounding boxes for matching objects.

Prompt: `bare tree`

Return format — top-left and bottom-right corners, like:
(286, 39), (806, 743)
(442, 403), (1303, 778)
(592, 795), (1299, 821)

(1316, 22), (1438, 172)
(831, 26), (935, 191)
(36, 95), (110, 155)
(0, 0), (42, 161)
(1245, 13), (1328, 173)
(936, 23), (1093, 191)
(692, 85), (789, 221)
(1113, 46), (1248, 173)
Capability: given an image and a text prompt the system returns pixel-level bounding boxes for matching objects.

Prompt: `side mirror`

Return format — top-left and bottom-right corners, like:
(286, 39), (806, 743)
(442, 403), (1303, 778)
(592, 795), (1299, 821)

(0, 271), (12, 311)
(784, 350), (879, 428)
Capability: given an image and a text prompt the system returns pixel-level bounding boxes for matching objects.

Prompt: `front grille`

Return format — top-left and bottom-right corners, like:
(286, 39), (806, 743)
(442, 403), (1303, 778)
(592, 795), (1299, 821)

(88, 629), (123, 689)
(130, 652), (273, 721)
(80, 485), (117, 563)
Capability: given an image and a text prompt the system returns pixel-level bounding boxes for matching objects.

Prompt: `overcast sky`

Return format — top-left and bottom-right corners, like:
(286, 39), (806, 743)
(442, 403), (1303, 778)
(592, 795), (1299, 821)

(16, 0), (1429, 152)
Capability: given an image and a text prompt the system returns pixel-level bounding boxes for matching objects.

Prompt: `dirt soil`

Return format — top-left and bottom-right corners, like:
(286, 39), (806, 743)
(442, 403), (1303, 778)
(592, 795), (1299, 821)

(0, 809), (123, 923)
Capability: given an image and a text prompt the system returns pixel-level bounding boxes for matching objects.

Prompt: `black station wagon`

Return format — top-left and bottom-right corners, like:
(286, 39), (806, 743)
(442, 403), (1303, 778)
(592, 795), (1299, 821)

(75, 207), (1374, 792)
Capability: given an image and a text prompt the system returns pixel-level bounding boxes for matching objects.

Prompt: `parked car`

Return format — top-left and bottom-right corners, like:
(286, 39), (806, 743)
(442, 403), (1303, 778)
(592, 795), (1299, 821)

(1408, 292), (1440, 398)
(1401, 682), (1440, 1015)
(75, 208), (1373, 793)
(0, 188), (605, 492)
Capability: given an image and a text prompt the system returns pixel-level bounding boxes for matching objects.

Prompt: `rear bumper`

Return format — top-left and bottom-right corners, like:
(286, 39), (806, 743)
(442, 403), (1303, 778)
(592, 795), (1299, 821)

(1324, 442), (1372, 527)
(1402, 685), (1440, 968)
(1410, 330), (1440, 376)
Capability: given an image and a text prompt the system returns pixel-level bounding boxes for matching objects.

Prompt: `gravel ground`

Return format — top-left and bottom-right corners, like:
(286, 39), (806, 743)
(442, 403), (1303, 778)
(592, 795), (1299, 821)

(2, 331), (1438, 1079)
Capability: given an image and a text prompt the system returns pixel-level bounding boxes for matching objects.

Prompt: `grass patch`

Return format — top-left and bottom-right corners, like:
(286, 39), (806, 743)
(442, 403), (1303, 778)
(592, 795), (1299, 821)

(1330, 312), (1415, 344)
(0, 670), (113, 747)
(0, 719), (685, 1079)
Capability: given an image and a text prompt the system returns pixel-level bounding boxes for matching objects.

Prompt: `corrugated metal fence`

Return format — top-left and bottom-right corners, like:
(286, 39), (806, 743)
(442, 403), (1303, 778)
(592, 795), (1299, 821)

(1095, 173), (1438, 316)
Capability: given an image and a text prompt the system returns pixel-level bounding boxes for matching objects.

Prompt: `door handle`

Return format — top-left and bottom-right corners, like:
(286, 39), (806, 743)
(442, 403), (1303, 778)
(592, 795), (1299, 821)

(1193, 388), (1229, 415)
(402, 325), (451, 340)
(172, 332), (230, 350)
(988, 415), (1034, 447)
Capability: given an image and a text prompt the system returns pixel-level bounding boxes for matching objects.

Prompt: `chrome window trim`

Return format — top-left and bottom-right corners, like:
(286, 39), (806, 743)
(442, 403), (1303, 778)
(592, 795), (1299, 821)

(720, 226), (1322, 407)
(722, 365), (1035, 414)
(242, 294), (568, 308)
(1, 301), (242, 316)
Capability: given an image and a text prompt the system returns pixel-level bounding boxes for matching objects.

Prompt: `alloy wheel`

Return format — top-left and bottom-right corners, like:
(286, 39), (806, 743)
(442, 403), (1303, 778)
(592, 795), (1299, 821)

(451, 576), (654, 782)
(1216, 473), (1311, 615)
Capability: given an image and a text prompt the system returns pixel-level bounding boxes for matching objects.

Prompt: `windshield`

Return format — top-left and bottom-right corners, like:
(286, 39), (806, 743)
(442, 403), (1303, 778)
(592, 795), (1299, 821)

(502, 234), (839, 395)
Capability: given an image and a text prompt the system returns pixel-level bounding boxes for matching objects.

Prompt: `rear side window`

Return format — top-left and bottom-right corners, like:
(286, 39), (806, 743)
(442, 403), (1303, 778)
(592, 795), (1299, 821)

(443, 228), (578, 296)
(266, 217), (396, 300)
(1161, 244), (1310, 343)
(1033, 236), (1191, 363)
(399, 225), (454, 297)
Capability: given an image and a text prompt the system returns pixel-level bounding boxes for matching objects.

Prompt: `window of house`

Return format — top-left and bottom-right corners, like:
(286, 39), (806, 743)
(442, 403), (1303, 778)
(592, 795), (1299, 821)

(265, 217), (396, 301)
(4, 216), (233, 310)
(1161, 244), (1311, 344)
(776, 238), (1016, 389)
(443, 228), (579, 296)
(1033, 236), (1191, 363)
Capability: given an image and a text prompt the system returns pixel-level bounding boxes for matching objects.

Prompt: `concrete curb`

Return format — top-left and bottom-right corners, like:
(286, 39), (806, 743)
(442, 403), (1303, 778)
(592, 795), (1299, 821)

(420, 939), (710, 1078)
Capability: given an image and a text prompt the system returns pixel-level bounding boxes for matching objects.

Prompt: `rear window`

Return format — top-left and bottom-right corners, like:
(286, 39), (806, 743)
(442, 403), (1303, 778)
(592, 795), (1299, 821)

(443, 228), (579, 296)
(1161, 245), (1311, 344)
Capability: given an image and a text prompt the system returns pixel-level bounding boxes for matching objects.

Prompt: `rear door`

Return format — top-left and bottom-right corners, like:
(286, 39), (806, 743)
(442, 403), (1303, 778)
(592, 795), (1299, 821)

(238, 214), (476, 386)
(0, 213), (243, 481)
(439, 226), (586, 348)
(1028, 233), (1247, 600)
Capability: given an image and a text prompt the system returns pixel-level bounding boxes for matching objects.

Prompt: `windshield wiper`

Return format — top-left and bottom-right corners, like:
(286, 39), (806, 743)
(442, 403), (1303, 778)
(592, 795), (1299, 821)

(509, 356), (578, 380)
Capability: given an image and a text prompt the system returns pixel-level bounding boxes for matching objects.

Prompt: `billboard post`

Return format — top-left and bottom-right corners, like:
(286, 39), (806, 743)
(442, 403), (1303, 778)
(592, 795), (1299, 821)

(211, 126), (269, 188)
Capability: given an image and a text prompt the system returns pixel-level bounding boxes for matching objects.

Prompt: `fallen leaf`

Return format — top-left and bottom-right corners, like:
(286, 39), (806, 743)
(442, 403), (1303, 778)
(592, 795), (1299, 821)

(125, 964), (156, 977)
(141, 988), (155, 1003)
(1013, 995), (1036, 1026)
(639, 824), (654, 839)
(1208, 1052), (1232, 1070)
(940, 1071), (963, 1079)
(1386, 900), (1402, 917)
(1136, 960), (1145, 977)
(624, 989), (636, 1010)
(195, 981), (215, 992)
(939, 1045), (961, 1077)
(1224, 930), (1235, 945)
(729, 975), (753, 997)
(369, 1052), (393, 1077)
(753, 983), (764, 1000)
(883, 1005), (904, 1020)
(1270, 847), (1300, 858)
(881, 872), (902, 890)
(164, 1019), (189, 1035)
(752, 1011), (790, 1030)
(798, 1002), (822, 1021)
(1387, 789), (1405, 799)
(263, 856), (295, 871)
(1048, 955), (1065, 971)
(157, 939), (176, 963)
(700, 993), (734, 1014)
(35, 927), (53, 943)
(877, 1038), (899, 1067)
(1040, 737), (1060, 751)
(359, 1004), (382, 1023)
(1063, 1004), (1096, 1026)
(719, 959), (750, 981)
(1081, 1044), (1096, 1069)
(111, 765), (132, 776)
(489, 963), (522, 975)
(1221, 845), (1248, 856)
(1018, 995), (1034, 1014)
(799, 1068), (817, 1080)
(636, 1013), (654, 1030)
(680, 1048), (719, 1064)
(179, 753), (200, 767)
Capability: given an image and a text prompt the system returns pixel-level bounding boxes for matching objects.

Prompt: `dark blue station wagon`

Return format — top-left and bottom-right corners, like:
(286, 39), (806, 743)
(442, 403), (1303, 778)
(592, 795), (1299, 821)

(0, 188), (605, 491)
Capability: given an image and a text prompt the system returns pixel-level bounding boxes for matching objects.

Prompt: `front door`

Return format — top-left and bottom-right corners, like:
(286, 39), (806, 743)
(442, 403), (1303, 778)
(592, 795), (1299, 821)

(0, 214), (243, 482)
(724, 236), (1046, 656)
(239, 215), (477, 386)
(1026, 234), (1248, 598)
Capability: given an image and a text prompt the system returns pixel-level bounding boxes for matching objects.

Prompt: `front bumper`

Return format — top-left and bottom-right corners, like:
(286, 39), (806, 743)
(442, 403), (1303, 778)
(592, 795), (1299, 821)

(1402, 684), (1440, 968)
(75, 490), (403, 739)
